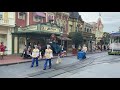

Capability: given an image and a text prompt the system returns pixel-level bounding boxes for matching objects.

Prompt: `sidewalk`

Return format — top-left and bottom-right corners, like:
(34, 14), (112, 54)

(0, 51), (106, 66)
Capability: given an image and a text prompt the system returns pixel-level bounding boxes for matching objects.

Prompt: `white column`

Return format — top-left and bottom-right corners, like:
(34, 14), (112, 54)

(27, 12), (29, 26)
(7, 28), (12, 55)
(14, 37), (18, 54)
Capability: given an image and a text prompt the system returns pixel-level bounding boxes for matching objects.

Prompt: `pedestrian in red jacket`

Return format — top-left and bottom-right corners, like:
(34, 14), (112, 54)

(0, 42), (6, 60)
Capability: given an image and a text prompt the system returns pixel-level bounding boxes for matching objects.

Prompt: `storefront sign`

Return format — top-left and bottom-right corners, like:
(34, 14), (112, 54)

(41, 25), (60, 33)
(25, 25), (37, 30)
(18, 25), (38, 31)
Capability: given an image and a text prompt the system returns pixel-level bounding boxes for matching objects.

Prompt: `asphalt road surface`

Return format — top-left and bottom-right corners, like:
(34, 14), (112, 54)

(0, 52), (120, 78)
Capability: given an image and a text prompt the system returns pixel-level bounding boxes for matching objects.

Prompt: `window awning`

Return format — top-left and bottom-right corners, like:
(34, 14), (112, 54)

(34, 12), (46, 18)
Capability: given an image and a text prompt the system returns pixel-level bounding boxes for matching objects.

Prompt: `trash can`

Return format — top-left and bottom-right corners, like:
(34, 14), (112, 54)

(77, 51), (86, 60)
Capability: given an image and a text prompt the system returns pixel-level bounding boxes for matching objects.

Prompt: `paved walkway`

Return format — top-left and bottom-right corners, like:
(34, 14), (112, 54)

(0, 51), (106, 66)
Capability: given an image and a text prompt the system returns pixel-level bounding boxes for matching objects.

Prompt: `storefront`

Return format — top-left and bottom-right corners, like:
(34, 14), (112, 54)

(0, 26), (14, 55)
(81, 31), (96, 52)
(12, 22), (61, 54)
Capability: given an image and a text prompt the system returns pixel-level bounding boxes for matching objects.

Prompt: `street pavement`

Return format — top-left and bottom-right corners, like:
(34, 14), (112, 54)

(0, 51), (120, 78)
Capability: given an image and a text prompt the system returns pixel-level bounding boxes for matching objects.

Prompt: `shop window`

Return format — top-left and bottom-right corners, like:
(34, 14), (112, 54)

(87, 29), (89, 32)
(18, 12), (26, 20)
(19, 37), (25, 45)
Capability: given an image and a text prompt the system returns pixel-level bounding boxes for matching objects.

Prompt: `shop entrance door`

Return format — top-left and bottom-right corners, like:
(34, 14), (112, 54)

(27, 38), (46, 49)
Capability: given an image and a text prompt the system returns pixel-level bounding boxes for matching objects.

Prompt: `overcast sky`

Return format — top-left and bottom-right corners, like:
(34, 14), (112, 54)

(79, 12), (120, 33)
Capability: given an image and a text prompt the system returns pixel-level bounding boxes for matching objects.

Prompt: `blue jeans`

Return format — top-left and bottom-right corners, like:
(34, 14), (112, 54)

(31, 58), (38, 67)
(44, 59), (51, 69)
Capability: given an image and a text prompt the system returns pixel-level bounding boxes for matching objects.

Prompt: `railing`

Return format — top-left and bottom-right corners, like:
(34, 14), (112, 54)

(0, 18), (15, 26)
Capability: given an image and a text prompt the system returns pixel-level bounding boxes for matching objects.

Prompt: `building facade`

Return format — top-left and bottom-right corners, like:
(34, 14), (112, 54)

(13, 12), (65, 54)
(68, 12), (95, 52)
(82, 21), (95, 51)
(68, 12), (84, 52)
(82, 22), (93, 33)
(0, 12), (15, 55)
(68, 12), (83, 33)
(54, 12), (70, 51)
(90, 16), (104, 45)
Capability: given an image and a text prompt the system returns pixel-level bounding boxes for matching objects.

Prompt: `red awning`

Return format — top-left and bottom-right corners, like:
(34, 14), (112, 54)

(34, 12), (46, 18)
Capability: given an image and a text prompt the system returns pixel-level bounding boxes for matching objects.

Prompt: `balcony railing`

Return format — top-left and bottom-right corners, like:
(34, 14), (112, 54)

(0, 18), (15, 26)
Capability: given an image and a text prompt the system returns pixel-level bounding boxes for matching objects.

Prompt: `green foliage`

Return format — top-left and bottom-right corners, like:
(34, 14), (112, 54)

(108, 51), (120, 55)
(69, 32), (83, 48)
(102, 32), (110, 45)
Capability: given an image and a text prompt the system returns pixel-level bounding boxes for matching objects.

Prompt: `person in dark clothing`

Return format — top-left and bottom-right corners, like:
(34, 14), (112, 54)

(40, 46), (46, 59)
(21, 45), (30, 59)
(104, 45), (106, 51)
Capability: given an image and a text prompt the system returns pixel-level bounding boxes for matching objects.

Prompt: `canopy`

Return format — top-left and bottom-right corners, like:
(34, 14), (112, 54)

(110, 32), (120, 37)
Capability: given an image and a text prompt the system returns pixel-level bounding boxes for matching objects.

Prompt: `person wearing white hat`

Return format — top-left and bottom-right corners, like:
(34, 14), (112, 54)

(31, 45), (40, 67)
(43, 44), (53, 70)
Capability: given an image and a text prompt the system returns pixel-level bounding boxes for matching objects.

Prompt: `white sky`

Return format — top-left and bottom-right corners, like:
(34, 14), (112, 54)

(79, 12), (120, 33)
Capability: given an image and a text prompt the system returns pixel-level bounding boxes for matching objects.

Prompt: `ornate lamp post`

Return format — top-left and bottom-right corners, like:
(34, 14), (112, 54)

(60, 31), (63, 46)
(90, 36), (93, 52)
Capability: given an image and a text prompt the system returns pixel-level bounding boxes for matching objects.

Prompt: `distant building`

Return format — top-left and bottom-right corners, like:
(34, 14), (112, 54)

(82, 22), (93, 33)
(68, 12), (83, 33)
(90, 13), (104, 45)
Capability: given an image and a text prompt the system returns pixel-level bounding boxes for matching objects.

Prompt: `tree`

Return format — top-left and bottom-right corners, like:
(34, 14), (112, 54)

(69, 32), (83, 48)
(102, 32), (110, 45)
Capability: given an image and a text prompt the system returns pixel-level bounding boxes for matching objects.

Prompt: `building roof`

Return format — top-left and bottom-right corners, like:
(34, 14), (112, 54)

(69, 12), (79, 19)
(110, 32), (120, 37)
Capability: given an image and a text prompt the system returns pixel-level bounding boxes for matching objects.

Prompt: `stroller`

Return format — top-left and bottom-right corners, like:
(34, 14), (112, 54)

(21, 48), (32, 59)
(77, 51), (86, 60)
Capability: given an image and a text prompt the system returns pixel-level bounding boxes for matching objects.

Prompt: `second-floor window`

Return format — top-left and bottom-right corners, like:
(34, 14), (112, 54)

(33, 16), (42, 22)
(18, 12), (26, 20)
(84, 28), (86, 32)
(89, 29), (91, 33)
(70, 25), (72, 32)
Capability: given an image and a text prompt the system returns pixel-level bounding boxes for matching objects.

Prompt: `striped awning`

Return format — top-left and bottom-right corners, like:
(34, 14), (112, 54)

(110, 32), (120, 37)
(34, 12), (46, 18)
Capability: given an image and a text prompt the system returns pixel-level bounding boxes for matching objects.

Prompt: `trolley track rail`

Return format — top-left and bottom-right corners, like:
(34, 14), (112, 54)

(26, 53), (109, 78)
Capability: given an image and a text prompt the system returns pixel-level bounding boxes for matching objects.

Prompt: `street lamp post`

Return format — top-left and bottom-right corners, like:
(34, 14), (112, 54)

(60, 31), (63, 46)
(90, 36), (93, 52)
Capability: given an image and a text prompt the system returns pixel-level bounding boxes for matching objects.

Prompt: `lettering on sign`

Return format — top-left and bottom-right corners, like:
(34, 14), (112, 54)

(18, 25), (37, 31)
(26, 25), (37, 30)
(41, 25), (60, 33)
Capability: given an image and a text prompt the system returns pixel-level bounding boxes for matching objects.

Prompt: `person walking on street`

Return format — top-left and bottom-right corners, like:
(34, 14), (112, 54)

(43, 45), (53, 70)
(81, 44), (87, 59)
(31, 45), (40, 67)
(104, 45), (106, 51)
(0, 42), (6, 60)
